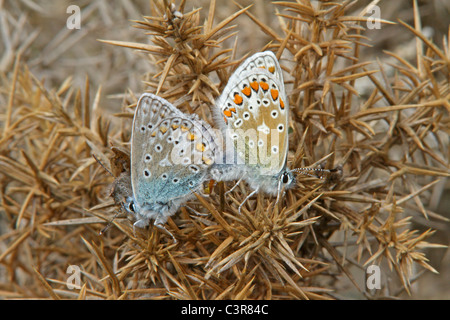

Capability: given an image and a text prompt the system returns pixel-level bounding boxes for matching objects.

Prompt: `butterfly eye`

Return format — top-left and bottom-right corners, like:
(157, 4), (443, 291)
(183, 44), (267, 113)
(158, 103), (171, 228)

(282, 172), (290, 184)
(128, 201), (136, 213)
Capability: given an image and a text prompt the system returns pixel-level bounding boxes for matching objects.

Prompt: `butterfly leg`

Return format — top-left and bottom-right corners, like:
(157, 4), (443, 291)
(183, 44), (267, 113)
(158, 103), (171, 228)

(238, 188), (258, 214)
(184, 205), (209, 217)
(225, 175), (244, 195)
(195, 188), (211, 198)
(154, 217), (177, 243)
(133, 218), (150, 236)
(274, 179), (286, 207)
(274, 187), (288, 210)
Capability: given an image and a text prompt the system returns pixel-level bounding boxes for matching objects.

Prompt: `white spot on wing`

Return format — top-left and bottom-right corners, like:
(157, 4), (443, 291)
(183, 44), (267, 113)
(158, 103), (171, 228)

(257, 121), (270, 135)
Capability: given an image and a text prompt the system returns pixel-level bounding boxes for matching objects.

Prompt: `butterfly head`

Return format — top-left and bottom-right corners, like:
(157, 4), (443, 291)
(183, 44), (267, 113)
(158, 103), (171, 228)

(250, 166), (296, 196)
(276, 168), (296, 192)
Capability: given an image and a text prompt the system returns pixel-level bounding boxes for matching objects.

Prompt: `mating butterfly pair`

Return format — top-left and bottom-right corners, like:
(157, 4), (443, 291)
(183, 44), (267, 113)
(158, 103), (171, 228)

(112, 51), (325, 240)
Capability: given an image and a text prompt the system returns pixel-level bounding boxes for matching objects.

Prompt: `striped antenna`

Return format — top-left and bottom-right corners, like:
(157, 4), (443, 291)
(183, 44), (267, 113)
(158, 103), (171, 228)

(291, 167), (332, 179)
(93, 153), (113, 177)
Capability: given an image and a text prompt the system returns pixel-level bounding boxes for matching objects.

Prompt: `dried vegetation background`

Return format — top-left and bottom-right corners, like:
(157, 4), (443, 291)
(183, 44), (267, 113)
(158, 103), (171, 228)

(0, 0), (449, 299)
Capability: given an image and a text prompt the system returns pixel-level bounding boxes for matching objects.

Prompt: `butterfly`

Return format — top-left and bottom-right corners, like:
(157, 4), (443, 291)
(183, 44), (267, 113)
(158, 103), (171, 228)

(123, 93), (218, 240)
(211, 51), (327, 210)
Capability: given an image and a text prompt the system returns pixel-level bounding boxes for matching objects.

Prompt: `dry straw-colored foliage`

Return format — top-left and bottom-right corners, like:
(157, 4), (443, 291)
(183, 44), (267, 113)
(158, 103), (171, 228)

(0, 0), (449, 299)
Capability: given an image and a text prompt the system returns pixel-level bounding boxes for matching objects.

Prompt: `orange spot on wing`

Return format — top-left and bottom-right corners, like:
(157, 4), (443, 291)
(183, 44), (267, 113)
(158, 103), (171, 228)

(268, 66), (276, 74)
(187, 132), (197, 141)
(229, 107), (236, 114)
(202, 156), (213, 165)
(260, 81), (269, 91)
(233, 93), (243, 105)
(196, 143), (206, 152)
(270, 89), (279, 101)
(223, 116), (228, 124)
(280, 98), (285, 110)
(159, 126), (168, 134)
(250, 81), (259, 91)
(223, 109), (232, 117)
(241, 86), (251, 97)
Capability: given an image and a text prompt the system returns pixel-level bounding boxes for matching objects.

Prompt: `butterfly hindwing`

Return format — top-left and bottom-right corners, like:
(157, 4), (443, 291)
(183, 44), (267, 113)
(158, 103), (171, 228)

(217, 66), (289, 176)
(131, 94), (216, 207)
(234, 51), (285, 87)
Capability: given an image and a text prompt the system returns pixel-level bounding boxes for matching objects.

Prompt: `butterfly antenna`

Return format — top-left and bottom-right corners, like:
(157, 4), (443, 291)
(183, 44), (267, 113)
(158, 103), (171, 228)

(99, 208), (121, 235)
(291, 167), (331, 179)
(93, 154), (114, 177)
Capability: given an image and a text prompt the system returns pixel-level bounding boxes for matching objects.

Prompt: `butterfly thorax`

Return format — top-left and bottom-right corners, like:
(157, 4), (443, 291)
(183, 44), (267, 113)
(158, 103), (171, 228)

(124, 195), (185, 227)
(245, 166), (295, 196)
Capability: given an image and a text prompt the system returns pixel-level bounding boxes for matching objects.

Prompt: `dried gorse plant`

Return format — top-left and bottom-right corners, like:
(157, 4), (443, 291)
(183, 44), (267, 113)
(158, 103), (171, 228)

(0, 0), (448, 299)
